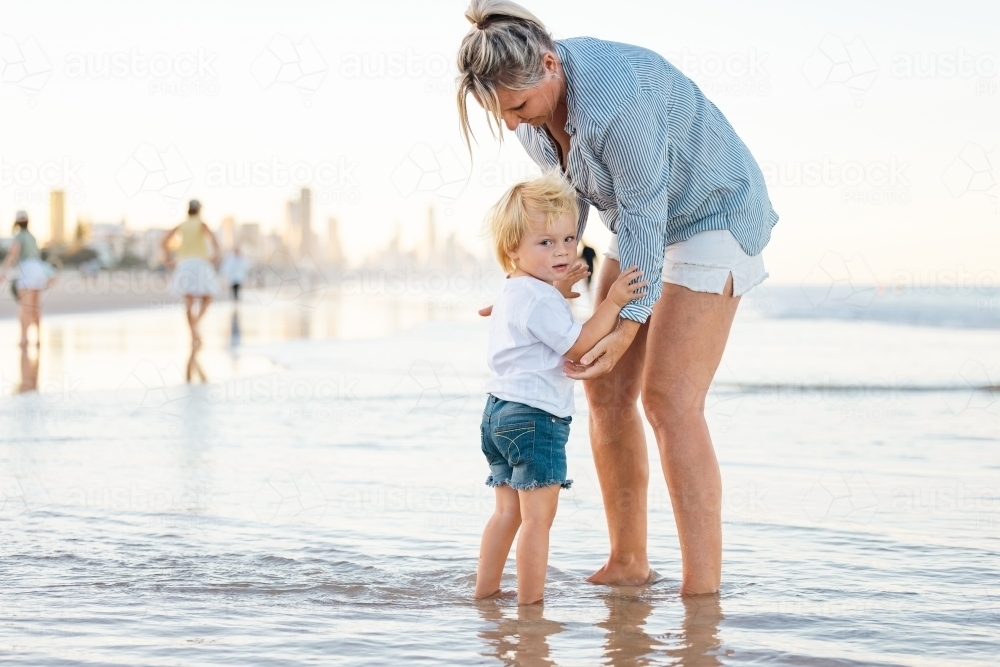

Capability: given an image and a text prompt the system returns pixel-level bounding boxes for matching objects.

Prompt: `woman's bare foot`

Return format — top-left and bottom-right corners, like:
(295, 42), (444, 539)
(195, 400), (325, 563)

(586, 561), (657, 587)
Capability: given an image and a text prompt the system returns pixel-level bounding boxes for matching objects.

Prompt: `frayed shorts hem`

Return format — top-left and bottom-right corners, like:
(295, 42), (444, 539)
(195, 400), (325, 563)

(485, 477), (573, 491)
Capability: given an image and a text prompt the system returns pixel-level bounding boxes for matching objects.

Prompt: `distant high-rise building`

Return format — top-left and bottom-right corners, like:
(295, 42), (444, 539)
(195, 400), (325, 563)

(239, 222), (261, 250)
(49, 190), (65, 245)
(422, 205), (437, 263)
(220, 216), (236, 249)
(285, 187), (313, 258)
(327, 217), (343, 268)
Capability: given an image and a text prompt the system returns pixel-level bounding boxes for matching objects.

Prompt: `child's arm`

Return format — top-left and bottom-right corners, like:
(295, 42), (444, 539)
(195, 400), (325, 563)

(564, 266), (646, 362)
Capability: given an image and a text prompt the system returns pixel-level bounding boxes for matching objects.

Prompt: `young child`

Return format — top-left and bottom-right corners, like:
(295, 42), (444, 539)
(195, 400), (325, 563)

(475, 172), (646, 605)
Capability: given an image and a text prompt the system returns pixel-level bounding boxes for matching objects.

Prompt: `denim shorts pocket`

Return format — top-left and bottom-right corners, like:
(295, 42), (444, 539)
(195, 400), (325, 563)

(493, 421), (536, 465)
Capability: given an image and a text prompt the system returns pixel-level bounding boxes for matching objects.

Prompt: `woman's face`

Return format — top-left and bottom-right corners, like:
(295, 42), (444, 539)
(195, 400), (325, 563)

(494, 52), (564, 131)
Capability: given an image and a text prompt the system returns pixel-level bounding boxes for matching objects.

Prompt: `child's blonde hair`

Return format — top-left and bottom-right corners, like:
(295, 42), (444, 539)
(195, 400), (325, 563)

(487, 171), (578, 274)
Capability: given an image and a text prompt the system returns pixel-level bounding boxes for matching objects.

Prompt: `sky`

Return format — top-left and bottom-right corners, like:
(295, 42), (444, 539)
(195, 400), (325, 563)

(0, 0), (997, 285)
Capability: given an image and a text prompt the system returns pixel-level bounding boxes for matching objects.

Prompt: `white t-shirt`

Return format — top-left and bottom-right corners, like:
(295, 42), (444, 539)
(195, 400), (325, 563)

(485, 277), (583, 418)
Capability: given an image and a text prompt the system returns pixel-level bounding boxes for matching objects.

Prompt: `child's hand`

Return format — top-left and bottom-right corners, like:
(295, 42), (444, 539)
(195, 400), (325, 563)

(607, 266), (647, 308)
(553, 260), (590, 300)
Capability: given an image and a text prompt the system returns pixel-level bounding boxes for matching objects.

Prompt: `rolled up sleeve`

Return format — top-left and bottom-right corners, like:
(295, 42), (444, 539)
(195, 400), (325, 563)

(600, 93), (671, 323)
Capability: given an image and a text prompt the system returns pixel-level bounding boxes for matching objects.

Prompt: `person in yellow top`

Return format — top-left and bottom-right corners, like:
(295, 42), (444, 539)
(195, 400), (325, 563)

(161, 200), (221, 345)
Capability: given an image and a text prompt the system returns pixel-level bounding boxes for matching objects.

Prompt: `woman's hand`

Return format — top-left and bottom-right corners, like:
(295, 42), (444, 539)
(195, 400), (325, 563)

(563, 318), (641, 379)
(553, 260), (590, 300)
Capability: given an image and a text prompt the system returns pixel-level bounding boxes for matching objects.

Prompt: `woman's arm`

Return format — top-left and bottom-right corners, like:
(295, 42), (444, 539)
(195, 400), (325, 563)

(0, 242), (21, 284)
(202, 223), (221, 264)
(160, 226), (178, 256)
(564, 317), (641, 379)
(565, 266), (645, 361)
(600, 94), (671, 325)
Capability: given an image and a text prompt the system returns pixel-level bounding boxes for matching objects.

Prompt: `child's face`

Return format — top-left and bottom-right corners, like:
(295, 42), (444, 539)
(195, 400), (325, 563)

(507, 209), (577, 284)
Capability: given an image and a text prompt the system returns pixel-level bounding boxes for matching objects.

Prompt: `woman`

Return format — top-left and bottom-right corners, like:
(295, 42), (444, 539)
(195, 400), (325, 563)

(457, 0), (778, 594)
(1, 211), (56, 347)
(162, 199), (221, 346)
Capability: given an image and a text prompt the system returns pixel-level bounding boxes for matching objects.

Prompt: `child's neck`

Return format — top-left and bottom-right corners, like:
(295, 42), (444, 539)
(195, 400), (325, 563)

(510, 266), (552, 285)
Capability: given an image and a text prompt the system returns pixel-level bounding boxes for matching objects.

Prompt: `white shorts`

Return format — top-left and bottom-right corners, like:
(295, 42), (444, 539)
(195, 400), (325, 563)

(16, 258), (56, 291)
(170, 258), (220, 297)
(604, 229), (767, 297)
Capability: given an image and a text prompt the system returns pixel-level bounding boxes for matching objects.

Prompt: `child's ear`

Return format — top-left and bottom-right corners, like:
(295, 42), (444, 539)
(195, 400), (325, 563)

(505, 247), (519, 263)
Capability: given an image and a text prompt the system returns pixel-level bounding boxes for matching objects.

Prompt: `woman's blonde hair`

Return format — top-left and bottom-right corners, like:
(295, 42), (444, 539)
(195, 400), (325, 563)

(487, 171), (578, 274)
(456, 0), (555, 153)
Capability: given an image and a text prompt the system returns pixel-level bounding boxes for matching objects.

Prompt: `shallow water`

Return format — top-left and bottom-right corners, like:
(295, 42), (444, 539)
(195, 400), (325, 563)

(1, 287), (998, 665)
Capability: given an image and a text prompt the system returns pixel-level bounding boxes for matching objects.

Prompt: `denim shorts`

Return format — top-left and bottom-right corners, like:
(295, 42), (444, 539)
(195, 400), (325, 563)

(480, 395), (572, 491)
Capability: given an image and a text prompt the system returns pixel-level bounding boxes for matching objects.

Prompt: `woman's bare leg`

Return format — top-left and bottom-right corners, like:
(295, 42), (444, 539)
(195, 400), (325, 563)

(19, 290), (40, 346)
(641, 275), (740, 594)
(584, 258), (653, 586)
(475, 484), (521, 598)
(516, 485), (560, 605)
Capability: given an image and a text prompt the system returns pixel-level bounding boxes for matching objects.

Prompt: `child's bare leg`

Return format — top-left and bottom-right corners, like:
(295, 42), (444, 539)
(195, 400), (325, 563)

(475, 484), (521, 598)
(516, 485), (561, 605)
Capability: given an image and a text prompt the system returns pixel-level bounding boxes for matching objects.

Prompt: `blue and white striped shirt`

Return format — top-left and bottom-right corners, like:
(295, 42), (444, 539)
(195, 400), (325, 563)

(515, 37), (779, 323)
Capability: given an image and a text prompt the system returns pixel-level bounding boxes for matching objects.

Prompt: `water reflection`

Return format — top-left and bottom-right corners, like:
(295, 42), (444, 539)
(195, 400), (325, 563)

(18, 344), (39, 393)
(599, 591), (662, 665)
(477, 599), (565, 666)
(662, 595), (725, 666)
(230, 307), (241, 349)
(186, 341), (207, 384)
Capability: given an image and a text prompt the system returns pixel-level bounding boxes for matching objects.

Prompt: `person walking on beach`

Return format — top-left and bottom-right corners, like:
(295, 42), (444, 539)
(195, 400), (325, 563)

(1, 211), (57, 347)
(161, 200), (221, 346)
(220, 245), (249, 302)
(457, 0), (778, 595)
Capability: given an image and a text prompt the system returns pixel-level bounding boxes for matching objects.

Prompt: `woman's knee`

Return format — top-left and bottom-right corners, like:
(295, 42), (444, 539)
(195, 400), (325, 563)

(641, 384), (706, 433)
